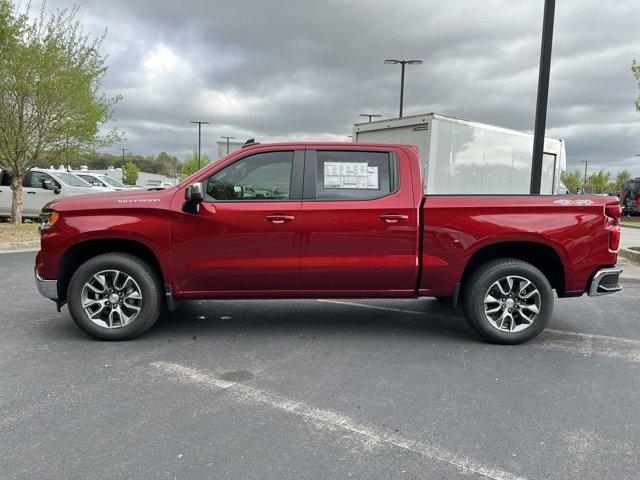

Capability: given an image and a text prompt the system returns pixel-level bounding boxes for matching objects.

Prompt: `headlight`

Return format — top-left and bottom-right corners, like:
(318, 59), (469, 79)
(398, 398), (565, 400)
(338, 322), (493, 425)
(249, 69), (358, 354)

(38, 211), (60, 232)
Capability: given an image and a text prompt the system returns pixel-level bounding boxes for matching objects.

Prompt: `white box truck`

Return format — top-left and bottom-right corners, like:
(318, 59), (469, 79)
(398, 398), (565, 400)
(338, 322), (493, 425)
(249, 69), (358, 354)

(353, 113), (567, 194)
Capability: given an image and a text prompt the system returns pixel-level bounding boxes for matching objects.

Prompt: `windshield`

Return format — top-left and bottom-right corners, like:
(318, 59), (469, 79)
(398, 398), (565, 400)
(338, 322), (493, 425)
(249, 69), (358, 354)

(100, 176), (126, 188)
(53, 172), (93, 187)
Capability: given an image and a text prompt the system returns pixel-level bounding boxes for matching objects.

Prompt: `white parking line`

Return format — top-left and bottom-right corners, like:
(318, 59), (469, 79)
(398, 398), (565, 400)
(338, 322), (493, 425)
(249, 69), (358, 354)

(152, 361), (527, 480)
(544, 328), (640, 346)
(317, 300), (640, 363)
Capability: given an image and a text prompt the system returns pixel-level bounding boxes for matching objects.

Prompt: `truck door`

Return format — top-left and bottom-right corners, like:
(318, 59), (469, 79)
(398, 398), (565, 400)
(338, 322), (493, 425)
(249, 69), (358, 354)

(22, 171), (60, 217)
(0, 171), (13, 217)
(170, 149), (304, 294)
(300, 148), (417, 294)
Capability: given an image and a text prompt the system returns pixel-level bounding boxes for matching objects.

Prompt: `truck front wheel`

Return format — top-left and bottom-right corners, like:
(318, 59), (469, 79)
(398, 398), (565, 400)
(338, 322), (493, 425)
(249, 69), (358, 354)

(67, 253), (163, 340)
(462, 259), (554, 344)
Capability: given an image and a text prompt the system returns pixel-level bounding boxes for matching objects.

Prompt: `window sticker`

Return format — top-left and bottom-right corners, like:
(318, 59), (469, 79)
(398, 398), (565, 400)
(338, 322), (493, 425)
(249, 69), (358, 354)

(324, 162), (379, 189)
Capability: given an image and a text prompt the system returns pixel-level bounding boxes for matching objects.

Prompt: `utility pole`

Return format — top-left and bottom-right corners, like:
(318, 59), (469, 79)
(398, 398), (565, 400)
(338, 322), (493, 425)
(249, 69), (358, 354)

(190, 121), (210, 170)
(119, 148), (129, 164)
(358, 114), (382, 123)
(581, 160), (589, 187)
(384, 59), (423, 118)
(220, 136), (236, 154)
(530, 0), (556, 194)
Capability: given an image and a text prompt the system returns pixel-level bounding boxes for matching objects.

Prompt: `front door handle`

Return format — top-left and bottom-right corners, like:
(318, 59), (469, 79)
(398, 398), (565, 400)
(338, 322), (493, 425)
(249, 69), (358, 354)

(265, 214), (295, 224)
(379, 214), (408, 223)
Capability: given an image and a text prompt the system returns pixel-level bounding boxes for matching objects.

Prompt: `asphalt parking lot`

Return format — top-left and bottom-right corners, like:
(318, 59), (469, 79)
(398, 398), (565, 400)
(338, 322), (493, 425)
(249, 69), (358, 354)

(1, 252), (639, 480)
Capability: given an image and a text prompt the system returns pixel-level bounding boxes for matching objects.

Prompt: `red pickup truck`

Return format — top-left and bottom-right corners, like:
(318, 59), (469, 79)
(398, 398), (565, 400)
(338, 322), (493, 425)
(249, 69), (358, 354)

(35, 142), (623, 344)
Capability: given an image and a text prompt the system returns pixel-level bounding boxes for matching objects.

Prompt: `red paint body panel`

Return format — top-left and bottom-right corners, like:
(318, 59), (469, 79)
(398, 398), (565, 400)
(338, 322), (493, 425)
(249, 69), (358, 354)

(299, 146), (420, 294)
(420, 195), (618, 297)
(35, 142), (619, 302)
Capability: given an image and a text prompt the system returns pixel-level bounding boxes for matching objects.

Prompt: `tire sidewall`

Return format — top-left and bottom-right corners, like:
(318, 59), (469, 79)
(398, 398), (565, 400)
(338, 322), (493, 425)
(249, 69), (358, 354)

(466, 261), (553, 344)
(68, 254), (161, 340)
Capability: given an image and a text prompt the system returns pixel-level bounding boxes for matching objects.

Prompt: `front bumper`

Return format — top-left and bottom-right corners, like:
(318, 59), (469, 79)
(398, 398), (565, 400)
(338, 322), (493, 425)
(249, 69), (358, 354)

(35, 268), (58, 301)
(588, 267), (623, 296)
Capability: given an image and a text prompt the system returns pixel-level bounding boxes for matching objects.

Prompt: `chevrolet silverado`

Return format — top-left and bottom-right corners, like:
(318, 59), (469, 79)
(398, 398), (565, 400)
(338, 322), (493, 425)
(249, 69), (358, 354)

(35, 142), (623, 343)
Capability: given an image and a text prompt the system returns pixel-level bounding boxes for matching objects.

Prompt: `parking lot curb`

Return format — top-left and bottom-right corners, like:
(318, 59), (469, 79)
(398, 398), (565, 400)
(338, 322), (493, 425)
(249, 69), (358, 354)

(619, 247), (640, 265)
(621, 223), (640, 230)
(0, 240), (40, 253)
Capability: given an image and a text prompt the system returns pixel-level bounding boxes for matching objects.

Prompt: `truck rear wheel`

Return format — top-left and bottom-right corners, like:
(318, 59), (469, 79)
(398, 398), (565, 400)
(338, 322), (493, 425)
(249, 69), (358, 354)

(462, 258), (553, 344)
(67, 253), (163, 340)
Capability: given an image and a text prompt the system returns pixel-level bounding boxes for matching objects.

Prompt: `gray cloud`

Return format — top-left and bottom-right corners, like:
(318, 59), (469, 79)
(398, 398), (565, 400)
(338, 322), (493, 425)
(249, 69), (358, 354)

(35, 0), (640, 174)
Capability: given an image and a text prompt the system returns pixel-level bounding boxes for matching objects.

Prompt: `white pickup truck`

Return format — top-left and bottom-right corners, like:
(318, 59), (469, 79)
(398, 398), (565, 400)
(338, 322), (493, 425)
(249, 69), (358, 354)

(0, 168), (114, 219)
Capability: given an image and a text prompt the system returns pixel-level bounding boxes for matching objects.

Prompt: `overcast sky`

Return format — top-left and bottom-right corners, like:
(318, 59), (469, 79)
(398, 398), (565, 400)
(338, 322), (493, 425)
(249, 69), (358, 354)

(28, 0), (640, 173)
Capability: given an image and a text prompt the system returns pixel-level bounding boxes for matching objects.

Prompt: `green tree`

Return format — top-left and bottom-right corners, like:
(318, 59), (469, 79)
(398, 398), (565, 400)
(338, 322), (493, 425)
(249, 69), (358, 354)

(560, 171), (583, 194)
(122, 161), (139, 185)
(157, 151), (181, 179)
(0, 1), (122, 222)
(181, 148), (211, 178)
(587, 169), (612, 194)
(613, 169), (632, 192)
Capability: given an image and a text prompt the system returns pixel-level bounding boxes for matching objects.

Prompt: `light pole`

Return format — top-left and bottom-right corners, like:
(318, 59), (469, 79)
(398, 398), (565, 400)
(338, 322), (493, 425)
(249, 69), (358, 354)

(384, 59), (423, 118)
(190, 121), (210, 170)
(220, 136), (236, 154)
(359, 114), (382, 123)
(530, 0), (556, 194)
(581, 160), (588, 187)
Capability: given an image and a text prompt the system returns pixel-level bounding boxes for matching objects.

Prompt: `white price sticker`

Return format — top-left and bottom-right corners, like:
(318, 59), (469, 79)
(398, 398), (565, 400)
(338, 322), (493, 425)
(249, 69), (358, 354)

(324, 162), (379, 190)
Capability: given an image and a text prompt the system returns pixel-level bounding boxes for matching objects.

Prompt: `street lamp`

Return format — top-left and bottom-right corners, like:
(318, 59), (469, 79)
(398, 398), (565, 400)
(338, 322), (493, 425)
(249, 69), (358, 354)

(359, 114), (382, 123)
(220, 136), (236, 155)
(530, 0), (556, 194)
(190, 121), (210, 170)
(384, 59), (423, 118)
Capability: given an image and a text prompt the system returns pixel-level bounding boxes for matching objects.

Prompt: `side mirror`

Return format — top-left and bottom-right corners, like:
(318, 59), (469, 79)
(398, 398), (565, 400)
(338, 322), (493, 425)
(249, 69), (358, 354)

(182, 182), (204, 214)
(43, 179), (61, 194)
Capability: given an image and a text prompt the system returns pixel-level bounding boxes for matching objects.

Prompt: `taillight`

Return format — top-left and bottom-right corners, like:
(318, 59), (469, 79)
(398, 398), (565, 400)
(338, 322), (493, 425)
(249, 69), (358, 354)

(609, 227), (621, 252)
(636, 196), (640, 207)
(605, 203), (621, 226)
(605, 203), (622, 252)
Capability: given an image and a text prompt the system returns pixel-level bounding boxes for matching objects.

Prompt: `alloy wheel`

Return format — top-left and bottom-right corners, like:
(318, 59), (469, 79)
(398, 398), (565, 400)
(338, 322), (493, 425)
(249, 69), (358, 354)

(483, 275), (541, 333)
(81, 270), (143, 328)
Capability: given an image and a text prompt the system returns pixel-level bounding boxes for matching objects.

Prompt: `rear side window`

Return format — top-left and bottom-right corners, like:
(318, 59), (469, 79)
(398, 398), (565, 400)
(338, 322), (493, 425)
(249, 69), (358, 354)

(0, 171), (12, 186)
(315, 151), (394, 200)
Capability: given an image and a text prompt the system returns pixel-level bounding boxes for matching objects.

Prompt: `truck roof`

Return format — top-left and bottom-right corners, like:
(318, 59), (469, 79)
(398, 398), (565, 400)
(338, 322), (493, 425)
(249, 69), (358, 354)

(238, 141), (412, 150)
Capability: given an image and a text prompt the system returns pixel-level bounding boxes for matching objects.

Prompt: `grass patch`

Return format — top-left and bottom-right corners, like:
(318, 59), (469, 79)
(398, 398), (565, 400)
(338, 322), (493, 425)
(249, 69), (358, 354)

(621, 222), (640, 230)
(0, 222), (40, 244)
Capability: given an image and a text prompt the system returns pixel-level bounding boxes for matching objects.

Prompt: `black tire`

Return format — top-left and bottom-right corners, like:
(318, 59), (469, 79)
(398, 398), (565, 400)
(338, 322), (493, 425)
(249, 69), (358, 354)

(67, 253), (163, 340)
(462, 258), (553, 344)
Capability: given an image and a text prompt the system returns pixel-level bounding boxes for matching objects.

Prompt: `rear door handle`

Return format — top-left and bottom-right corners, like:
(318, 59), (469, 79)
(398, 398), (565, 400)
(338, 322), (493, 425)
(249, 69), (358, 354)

(265, 214), (295, 224)
(379, 214), (408, 223)
(27, 191), (36, 195)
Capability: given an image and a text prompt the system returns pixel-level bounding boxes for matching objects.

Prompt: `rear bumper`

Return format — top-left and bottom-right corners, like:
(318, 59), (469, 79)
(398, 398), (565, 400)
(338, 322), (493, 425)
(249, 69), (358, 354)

(35, 268), (58, 301)
(588, 267), (623, 296)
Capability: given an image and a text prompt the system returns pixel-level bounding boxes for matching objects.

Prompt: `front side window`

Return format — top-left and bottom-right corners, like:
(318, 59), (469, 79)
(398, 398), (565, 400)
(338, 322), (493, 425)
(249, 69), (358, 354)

(77, 174), (104, 187)
(315, 151), (393, 200)
(29, 172), (59, 189)
(205, 151), (294, 201)
(101, 176), (126, 188)
(53, 172), (92, 187)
